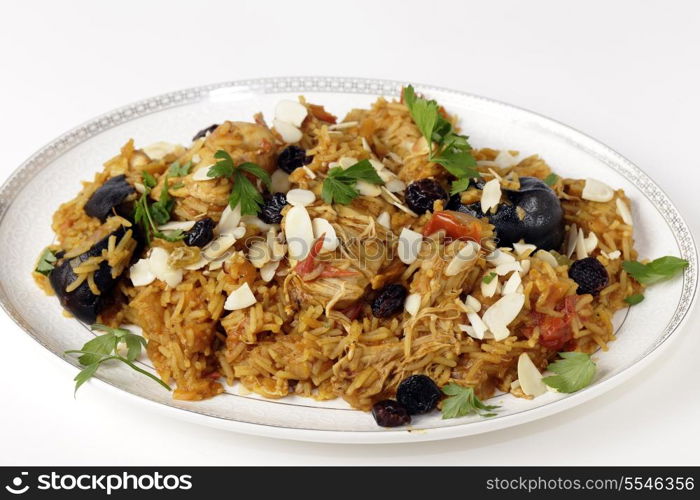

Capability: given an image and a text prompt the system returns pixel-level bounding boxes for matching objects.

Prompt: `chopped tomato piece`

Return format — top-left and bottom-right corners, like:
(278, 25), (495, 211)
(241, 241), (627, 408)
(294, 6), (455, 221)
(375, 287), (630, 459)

(422, 210), (482, 242)
(534, 295), (579, 351)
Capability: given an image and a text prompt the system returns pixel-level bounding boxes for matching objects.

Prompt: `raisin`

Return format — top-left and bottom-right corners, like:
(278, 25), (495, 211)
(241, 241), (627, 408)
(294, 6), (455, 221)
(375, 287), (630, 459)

(371, 399), (411, 427)
(183, 218), (215, 247)
(568, 257), (609, 295)
(277, 146), (312, 174)
(405, 178), (448, 215)
(371, 283), (408, 318)
(192, 124), (218, 142)
(259, 193), (287, 224)
(396, 375), (441, 415)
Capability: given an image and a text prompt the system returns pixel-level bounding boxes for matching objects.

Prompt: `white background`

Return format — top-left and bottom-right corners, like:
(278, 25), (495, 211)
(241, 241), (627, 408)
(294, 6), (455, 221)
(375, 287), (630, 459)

(1, 0), (698, 465)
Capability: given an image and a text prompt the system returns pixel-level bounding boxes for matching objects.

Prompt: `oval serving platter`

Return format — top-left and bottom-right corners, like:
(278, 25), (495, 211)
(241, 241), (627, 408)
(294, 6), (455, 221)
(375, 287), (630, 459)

(0, 77), (696, 443)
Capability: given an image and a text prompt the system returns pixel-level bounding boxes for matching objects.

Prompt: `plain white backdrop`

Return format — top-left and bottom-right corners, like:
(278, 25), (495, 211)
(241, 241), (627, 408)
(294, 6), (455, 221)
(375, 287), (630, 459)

(1, 0), (698, 465)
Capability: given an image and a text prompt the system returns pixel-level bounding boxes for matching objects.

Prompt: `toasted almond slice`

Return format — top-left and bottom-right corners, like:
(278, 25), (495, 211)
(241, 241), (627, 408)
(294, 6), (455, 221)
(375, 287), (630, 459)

(191, 164), (216, 181)
(203, 233), (238, 260)
(376, 211), (391, 230)
(240, 215), (274, 232)
(466, 295), (481, 313)
(616, 198), (633, 225)
(273, 119), (302, 143)
(566, 223), (578, 258)
(481, 274), (499, 298)
(385, 178), (406, 193)
(517, 353), (547, 397)
(520, 259), (531, 275)
(605, 250), (621, 260)
(356, 180), (382, 197)
(445, 241), (480, 276)
(459, 324), (478, 339)
(184, 256), (208, 270)
(286, 188), (316, 207)
(487, 249), (516, 266)
(338, 156), (358, 169)
(361, 137), (371, 152)
(575, 228), (588, 260)
(158, 220), (196, 232)
(481, 178), (502, 213)
(311, 217), (339, 252)
(248, 240), (271, 268)
(495, 261), (522, 276)
(148, 247), (183, 288)
(482, 293), (525, 341)
(260, 260), (280, 282)
(502, 271), (522, 295)
(582, 178), (614, 202)
(275, 100), (308, 127)
(534, 249), (558, 268)
(129, 258), (155, 287)
(584, 231), (598, 254)
(285, 205), (314, 260)
(398, 228), (423, 265)
(143, 141), (178, 160)
(217, 204), (241, 235)
(513, 242), (536, 257)
(301, 166), (316, 179)
(134, 182), (146, 194)
(494, 150), (519, 168)
(270, 169), (291, 194)
(224, 282), (257, 311)
(467, 312), (488, 339)
(404, 293), (421, 316)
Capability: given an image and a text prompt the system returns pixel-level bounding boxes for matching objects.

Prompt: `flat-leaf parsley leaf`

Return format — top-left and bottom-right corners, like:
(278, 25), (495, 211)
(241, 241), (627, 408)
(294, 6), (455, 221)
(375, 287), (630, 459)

(441, 383), (499, 419)
(542, 352), (596, 393)
(206, 150), (270, 216)
(321, 159), (384, 205)
(622, 256), (688, 285)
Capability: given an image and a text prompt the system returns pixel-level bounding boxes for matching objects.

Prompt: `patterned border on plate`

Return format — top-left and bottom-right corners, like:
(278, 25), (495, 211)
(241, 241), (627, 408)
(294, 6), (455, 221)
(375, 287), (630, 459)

(0, 76), (697, 436)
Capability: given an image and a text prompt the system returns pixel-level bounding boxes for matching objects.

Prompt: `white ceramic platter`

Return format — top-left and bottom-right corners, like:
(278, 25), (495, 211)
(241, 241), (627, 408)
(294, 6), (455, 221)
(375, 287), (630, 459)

(0, 77), (696, 443)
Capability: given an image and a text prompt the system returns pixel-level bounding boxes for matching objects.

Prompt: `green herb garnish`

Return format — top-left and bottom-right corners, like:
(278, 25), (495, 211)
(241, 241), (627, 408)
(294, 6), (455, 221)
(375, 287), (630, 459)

(321, 159), (384, 205)
(133, 173), (184, 244)
(206, 150), (270, 216)
(403, 85), (479, 194)
(482, 272), (497, 284)
(622, 256), (688, 285)
(624, 293), (644, 305)
(441, 383), (499, 419)
(141, 171), (157, 189)
(35, 248), (57, 275)
(65, 324), (171, 394)
(169, 160), (192, 177)
(544, 173), (559, 186)
(542, 352), (596, 393)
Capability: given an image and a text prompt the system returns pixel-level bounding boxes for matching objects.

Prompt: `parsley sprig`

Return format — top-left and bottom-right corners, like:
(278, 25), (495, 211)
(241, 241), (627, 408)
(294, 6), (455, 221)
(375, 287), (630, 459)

(65, 324), (171, 394)
(622, 256), (688, 285)
(403, 85), (479, 194)
(35, 248), (58, 275)
(321, 159), (384, 205)
(542, 352), (596, 393)
(133, 171), (184, 244)
(206, 150), (270, 216)
(441, 383), (499, 419)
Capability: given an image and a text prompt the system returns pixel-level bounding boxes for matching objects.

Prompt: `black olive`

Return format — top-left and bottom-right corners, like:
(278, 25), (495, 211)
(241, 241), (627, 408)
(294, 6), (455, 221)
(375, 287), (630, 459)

(371, 399), (411, 427)
(446, 196), (485, 218)
(396, 375), (442, 415)
(404, 178), (448, 215)
(84, 175), (135, 221)
(259, 193), (287, 224)
(183, 218), (215, 247)
(49, 226), (134, 324)
(568, 257), (609, 295)
(192, 123), (218, 142)
(277, 146), (312, 174)
(371, 283), (408, 318)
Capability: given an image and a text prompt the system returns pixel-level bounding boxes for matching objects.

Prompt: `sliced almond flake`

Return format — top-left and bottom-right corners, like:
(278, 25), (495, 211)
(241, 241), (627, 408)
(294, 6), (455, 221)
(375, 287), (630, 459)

(487, 168), (503, 181)
(361, 137), (371, 152)
(398, 228), (423, 265)
(392, 200), (419, 217)
(147, 247), (183, 288)
(129, 258), (155, 287)
(582, 178), (614, 202)
(520, 259), (531, 275)
(274, 100), (308, 127)
(191, 164), (216, 181)
(158, 220), (196, 232)
(487, 249), (516, 266)
(285, 205), (315, 260)
(481, 274), (499, 297)
(301, 166), (316, 179)
(584, 231), (598, 254)
(311, 218), (339, 252)
(143, 141), (178, 161)
(481, 178), (502, 213)
(616, 198), (633, 225)
(224, 282), (257, 311)
(495, 261), (522, 276)
(517, 353), (546, 397)
(192, 154), (201, 164)
(513, 242), (536, 257)
(134, 182), (146, 194)
(476, 160), (498, 167)
(404, 293), (421, 316)
(356, 180), (382, 197)
(459, 324), (478, 339)
(270, 169), (291, 194)
(286, 188), (316, 207)
(502, 271), (522, 295)
(268, 230), (287, 261)
(385, 178), (406, 193)
(338, 156), (358, 169)
(376, 211), (391, 230)
(273, 119), (302, 143)
(605, 250), (621, 260)
(575, 228), (588, 260)
(467, 312), (488, 339)
(217, 204), (241, 235)
(494, 150), (519, 169)
(328, 121), (359, 130)
(203, 233), (238, 260)
(248, 240), (271, 269)
(240, 215), (275, 232)
(445, 241), (480, 276)
(565, 223), (578, 258)
(534, 249), (558, 268)
(386, 152), (403, 164)
(466, 295), (481, 313)
(482, 293), (525, 341)
(184, 256), (208, 271)
(260, 260), (280, 282)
